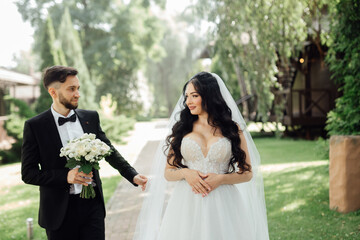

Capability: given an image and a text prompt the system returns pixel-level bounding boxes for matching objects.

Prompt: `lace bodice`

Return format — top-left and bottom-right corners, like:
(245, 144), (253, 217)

(180, 137), (232, 174)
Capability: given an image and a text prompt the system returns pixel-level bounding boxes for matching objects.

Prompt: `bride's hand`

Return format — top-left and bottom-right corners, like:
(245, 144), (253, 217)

(203, 173), (223, 192)
(182, 169), (211, 197)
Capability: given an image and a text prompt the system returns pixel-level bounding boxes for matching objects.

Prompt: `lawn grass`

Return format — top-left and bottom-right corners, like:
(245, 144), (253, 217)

(252, 136), (360, 239)
(0, 175), (122, 240)
(264, 163), (360, 239)
(254, 136), (326, 164)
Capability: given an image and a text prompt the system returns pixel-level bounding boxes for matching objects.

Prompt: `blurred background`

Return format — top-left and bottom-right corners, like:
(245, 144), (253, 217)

(0, 0), (339, 125)
(0, 0), (359, 239)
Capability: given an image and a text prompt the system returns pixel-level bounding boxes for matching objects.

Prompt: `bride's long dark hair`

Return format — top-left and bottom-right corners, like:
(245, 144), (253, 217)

(166, 72), (251, 173)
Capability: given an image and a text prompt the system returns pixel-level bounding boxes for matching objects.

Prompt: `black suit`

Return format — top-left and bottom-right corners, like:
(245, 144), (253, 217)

(21, 109), (138, 237)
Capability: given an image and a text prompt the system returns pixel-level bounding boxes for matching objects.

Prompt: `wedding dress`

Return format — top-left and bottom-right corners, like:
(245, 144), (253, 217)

(133, 73), (269, 240)
(158, 137), (255, 239)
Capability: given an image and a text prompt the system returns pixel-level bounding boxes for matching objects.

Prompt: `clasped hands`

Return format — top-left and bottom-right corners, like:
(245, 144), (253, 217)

(183, 169), (223, 197)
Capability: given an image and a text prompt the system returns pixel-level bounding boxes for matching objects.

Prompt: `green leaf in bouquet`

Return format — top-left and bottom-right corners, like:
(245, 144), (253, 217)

(93, 163), (100, 170)
(79, 164), (92, 174)
(65, 159), (78, 169)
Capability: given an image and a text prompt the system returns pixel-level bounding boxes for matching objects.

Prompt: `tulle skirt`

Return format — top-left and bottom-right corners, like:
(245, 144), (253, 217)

(158, 180), (256, 240)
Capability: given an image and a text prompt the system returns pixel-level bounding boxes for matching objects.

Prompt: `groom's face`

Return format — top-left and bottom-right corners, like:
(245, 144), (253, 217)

(57, 75), (80, 109)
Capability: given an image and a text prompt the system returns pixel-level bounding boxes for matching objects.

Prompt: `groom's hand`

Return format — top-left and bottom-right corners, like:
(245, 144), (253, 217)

(67, 168), (93, 186)
(133, 174), (148, 191)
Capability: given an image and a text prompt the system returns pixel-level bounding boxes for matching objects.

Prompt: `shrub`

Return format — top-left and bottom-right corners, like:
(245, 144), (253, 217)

(98, 93), (136, 144)
(314, 137), (329, 160)
(99, 114), (135, 144)
(0, 97), (36, 164)
(325, 0), (360, 135)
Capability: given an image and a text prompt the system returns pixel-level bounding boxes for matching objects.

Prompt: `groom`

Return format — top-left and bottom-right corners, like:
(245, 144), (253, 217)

(21, 65), (147, 240)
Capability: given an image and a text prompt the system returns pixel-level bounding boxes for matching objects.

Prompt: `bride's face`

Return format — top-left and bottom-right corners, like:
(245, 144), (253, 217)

(185, 83), (204, 115)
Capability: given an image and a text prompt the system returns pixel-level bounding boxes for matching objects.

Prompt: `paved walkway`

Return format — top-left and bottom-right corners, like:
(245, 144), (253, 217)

(105, 119), (168, 240)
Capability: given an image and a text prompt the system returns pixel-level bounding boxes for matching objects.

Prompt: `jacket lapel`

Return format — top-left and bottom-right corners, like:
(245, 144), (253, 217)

(75, 109), (95, 134)
(43, 109), (63, 150)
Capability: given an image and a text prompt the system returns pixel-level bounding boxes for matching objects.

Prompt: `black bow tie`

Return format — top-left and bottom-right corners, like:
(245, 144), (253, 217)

(58, 114), (77, 126)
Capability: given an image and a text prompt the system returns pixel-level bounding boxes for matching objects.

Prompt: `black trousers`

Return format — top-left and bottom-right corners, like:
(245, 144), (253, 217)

(46, 189), (105, 240)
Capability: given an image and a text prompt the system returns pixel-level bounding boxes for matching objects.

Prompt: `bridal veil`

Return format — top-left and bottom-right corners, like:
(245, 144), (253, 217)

(133, 73), (269, 240)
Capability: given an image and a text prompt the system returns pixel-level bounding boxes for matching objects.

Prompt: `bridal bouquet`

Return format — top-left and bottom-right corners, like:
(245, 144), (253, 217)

(60, 133), (112, 198)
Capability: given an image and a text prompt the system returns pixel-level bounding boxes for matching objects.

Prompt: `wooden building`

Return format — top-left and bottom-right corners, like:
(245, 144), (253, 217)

(0, 68), (39, 147)
(271, 41), (338, 138)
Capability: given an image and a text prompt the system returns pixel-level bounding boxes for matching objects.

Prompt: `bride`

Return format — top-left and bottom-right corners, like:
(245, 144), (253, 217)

(134, 72), (269, 240)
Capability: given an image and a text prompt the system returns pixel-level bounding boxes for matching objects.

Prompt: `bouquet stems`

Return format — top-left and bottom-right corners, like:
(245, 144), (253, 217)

(80, 185), (96, 199)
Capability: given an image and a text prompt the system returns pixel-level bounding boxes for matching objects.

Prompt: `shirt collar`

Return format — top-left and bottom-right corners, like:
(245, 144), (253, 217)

(51, 105), (75, 123)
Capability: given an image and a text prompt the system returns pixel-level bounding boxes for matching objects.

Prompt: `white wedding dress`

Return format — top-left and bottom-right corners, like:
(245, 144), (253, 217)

(133, 73), (268, 240)
(158, 137), (256, 240)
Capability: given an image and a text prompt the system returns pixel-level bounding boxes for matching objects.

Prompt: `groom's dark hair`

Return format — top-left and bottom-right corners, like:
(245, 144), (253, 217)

(42, 65), (78, 89)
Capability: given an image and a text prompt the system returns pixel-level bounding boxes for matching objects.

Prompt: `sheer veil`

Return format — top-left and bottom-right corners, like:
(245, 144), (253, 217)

(133, 73), (269, 240)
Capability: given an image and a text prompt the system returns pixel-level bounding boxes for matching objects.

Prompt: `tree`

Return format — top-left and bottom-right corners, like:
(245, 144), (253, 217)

(34, 15), (67, 113)
(146, 11), (206, 116)
(11, 50), (39, 75)
(326, 0), (360, 135)
(16, 0), (163, 115)
(58, 8), (96, 109)
(197, 0), (333, 122)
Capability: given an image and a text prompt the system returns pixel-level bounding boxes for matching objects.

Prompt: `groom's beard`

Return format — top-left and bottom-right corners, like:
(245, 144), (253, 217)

(59, 92), (78, 110)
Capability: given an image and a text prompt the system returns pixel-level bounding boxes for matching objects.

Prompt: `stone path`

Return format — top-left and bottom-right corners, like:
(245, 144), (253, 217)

(105, 120), (168, 240)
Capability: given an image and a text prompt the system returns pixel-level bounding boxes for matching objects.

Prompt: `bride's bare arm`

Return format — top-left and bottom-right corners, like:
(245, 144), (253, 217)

(164, 151), (211, 196)
(164, 157), (185, 181)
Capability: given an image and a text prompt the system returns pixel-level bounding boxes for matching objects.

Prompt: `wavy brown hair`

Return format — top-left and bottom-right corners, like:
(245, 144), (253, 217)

(166, 72), (251, 173)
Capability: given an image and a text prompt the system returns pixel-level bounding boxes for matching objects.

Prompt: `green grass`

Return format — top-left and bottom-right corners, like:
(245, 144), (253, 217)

(264, 164), (360, 239)
(102, 175), (122, 203)
(254, 137), (325, 164)
(252, 137), (360, 239)
(0, 175), (122, 240)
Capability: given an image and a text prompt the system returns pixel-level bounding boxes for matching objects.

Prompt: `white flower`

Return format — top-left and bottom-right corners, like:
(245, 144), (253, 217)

(60, 133), (111, 167)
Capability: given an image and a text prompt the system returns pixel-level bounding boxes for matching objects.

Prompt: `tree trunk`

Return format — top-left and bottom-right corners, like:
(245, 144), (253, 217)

(232, 58), (249, 120)
(158, 65), (172, 117)
(248, 76), (258, 120)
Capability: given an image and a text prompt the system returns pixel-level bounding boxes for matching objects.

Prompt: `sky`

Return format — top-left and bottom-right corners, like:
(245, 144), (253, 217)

(0, 0), (192, 69)
(0, 0), (34, 68)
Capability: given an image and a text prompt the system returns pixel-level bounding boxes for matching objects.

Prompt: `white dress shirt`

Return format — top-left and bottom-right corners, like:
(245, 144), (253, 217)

(51, 105), (84, 194)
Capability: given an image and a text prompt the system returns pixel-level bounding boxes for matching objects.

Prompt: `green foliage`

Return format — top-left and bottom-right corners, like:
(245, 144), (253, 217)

(146, 11), (205, 117)
(198, 0), (308, 121)
(314, 137), (330, 160)
(325, 0), (360, 135)
(4, 96), (36, 119)
(97, 93), (135, 144)
(10, 50), (39, 75)
(99, 115), (135, 144)
(16, 0), (163, 116)
(0, 97), (36, 164)
(198, 0), (334, 122)
(58, 8), (96, 110)
(34, 15), (67, 114)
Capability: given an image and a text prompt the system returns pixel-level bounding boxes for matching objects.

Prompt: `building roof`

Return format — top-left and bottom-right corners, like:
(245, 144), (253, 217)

(0, 68), (39, 86)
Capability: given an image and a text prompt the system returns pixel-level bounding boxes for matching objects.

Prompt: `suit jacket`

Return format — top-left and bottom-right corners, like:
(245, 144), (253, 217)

(21, 109), (138, 230)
